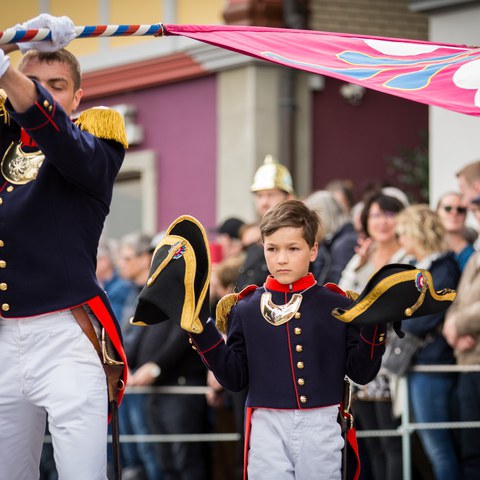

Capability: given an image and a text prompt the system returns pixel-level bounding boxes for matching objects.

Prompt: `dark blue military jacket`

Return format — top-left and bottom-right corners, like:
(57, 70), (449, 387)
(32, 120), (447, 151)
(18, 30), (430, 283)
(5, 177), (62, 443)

(191, 273), (386, 410)
(0, 82), (125, 318)
(0, 82), (128, 392)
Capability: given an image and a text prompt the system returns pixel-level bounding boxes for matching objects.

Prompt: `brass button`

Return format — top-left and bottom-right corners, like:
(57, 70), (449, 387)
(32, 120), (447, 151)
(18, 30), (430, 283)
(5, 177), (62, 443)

(295, 312), (301, 319)
(6, 186), (13, 192)
(0, 240), (4, 247)
(0, 260), (6, 268)
(296, 345), (303, 353)
(298, 378), (305, 386)
(44, 100), (49, 107)
(297, 361), (304, 369)
(0, 283), (7, 291)
(379, 334), (385, 342)
(2, 303), (9, 312)
(300, 396), (307, 403)
(0, 198), (3, 205)
(294, 327), (302, 335)
(49, 105), (53, 112)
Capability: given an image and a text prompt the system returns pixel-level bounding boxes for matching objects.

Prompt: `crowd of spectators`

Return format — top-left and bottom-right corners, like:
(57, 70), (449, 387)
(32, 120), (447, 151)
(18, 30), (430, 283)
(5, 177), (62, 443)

(38, 158), (480, 480)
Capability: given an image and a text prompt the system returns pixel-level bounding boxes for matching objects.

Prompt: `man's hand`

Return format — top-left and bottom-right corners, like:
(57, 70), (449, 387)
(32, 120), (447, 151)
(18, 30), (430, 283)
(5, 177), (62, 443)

(16, 14), (75, 53)
(0, 49), (10, 78)
(128, 362), (161, 387)
(443, 316), (458, 347)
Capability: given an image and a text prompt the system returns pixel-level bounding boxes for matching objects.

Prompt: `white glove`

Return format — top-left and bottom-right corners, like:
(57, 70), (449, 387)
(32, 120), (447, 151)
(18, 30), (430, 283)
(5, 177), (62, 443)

(16, 14), (75, 54)
(0, 49), (10, 78)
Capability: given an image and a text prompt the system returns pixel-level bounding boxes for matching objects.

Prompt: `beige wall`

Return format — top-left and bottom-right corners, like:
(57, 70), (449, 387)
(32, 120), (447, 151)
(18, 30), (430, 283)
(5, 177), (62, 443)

(310, 0), (428, 40)
(2, 0), (224, 69)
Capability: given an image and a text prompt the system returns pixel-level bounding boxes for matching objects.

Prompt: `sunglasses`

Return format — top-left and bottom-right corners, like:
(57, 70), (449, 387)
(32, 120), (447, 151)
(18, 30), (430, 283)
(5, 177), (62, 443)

(442, 205), (467, 214)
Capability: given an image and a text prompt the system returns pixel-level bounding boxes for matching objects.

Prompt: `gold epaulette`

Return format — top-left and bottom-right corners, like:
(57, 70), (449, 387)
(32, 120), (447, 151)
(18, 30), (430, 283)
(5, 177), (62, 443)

(215, 284), (257, 334)
(216, 293), (240, 334)
(76, 107), (128, 149)
(0, 89), (9, 125)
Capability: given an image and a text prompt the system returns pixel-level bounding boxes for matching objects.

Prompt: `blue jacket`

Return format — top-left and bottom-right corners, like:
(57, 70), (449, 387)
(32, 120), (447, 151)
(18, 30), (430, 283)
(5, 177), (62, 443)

(402, 251), (460, 365)
(0, 82), (125, 319)
(0, 82), (129, 399)
(190, 273), (385, 410)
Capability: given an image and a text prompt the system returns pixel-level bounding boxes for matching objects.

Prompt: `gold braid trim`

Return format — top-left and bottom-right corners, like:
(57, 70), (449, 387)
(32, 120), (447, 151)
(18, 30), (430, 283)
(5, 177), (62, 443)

(215, 293), (240, 335)
(76, 107), (128, 149)
(0, 90), (10, 125)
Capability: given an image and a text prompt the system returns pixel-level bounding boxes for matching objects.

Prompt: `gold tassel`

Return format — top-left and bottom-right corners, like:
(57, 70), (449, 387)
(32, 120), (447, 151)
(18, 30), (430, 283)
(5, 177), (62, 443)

(0, 89), (10, 125)
(345, 290), (359, 301)
(76, 107), (129, 149)
(215, 293), (240, 334)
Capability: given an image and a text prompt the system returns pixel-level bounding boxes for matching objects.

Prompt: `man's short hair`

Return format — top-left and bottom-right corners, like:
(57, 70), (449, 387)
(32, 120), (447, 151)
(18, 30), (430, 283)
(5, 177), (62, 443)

(456, 160), (480, 184)
(18, 49), (82, 91)
(260, 199), (319, 248)
(120, 231), (153, 256)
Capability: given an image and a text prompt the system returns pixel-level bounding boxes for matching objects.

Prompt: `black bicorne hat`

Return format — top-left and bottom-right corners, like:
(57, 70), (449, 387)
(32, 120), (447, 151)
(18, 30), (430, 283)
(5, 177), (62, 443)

(130, 215), (211, 333)
(331, 263), (456, 336)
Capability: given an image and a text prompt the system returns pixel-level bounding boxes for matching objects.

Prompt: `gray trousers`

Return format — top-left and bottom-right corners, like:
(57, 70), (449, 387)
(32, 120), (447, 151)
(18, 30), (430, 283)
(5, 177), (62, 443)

(247, 405), (343, 480)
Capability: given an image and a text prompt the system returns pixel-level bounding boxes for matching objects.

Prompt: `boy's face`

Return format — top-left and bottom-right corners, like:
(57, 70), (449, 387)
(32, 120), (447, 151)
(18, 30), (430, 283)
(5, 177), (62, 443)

(263, 227), (317, 285)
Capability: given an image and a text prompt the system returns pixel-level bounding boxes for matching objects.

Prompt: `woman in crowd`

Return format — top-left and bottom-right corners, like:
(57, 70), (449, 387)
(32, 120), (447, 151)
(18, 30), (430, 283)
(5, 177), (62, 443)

(304, 190), (357, 284)
(339, 190), (408, 480)
(395, 204), (461, 480)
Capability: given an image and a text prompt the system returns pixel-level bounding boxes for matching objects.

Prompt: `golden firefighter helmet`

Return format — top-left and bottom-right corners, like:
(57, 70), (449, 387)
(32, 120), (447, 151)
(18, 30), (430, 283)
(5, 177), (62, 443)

(250, 155), (294, 194)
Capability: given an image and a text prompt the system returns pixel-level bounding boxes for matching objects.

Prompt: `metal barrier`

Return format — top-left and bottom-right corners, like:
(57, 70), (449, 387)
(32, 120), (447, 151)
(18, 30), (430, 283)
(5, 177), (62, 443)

(356, 364), (480, 480)
(42, 365), (480, 479)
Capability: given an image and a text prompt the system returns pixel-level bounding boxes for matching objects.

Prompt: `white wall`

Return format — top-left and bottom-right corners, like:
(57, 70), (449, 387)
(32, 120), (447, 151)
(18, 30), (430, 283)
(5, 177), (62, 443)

(429, 5), (480, 206)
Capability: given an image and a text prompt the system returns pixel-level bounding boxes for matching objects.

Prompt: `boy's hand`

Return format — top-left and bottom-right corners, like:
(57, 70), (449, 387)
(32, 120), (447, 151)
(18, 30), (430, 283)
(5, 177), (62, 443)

(16, 14), (75, 53)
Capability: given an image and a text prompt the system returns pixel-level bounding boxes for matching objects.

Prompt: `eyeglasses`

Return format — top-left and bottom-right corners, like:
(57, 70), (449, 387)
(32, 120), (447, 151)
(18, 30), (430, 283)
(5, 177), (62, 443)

(368, 211), (397, 220)
(442, 205), (467, 215)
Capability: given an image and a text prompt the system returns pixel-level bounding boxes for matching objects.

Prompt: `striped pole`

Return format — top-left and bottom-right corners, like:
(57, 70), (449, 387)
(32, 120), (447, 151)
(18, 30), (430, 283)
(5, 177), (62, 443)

(0, 24), (165, 45)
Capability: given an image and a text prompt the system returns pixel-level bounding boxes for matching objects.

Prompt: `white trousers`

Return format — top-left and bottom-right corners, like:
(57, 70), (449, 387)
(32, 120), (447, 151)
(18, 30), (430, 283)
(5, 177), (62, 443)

(0, 310), (108, 480)
(248, 406), (344, 480)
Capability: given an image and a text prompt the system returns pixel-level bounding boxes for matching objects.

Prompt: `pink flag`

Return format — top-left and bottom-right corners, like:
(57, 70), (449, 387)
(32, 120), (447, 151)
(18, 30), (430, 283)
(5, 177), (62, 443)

(165, 24), (480, 116)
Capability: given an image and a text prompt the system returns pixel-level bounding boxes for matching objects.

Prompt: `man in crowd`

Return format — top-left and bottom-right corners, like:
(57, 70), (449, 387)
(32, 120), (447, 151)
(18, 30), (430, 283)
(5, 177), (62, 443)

(443, 160), (480, 480)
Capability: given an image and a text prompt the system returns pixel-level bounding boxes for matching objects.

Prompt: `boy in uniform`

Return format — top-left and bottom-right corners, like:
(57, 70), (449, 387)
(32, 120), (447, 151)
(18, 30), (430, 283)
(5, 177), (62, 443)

(188, 200), (386, 479)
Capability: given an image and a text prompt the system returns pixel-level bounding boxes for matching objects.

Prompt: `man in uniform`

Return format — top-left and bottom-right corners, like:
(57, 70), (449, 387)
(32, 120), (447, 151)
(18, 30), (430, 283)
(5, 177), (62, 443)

(236, 154), (294, 290)
(0, 14), (128, 480)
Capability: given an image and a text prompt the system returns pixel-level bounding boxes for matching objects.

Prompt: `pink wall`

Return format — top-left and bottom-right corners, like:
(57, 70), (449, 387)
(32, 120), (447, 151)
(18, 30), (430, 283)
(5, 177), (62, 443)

(312, 76), (428, 202)
(81, 75), (217, 232)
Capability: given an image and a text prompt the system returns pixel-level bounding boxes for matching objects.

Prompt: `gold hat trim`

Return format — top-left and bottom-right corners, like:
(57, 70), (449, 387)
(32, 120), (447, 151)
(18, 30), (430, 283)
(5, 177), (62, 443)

(165, 215), (212, 333)
(332, 269), (456, 324)
(130, 234), (197, 331)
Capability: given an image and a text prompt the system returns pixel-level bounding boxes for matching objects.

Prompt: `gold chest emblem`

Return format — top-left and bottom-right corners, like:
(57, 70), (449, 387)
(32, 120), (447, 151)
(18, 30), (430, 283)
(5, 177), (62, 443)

(260, 292), (303, 326)
(1, 141), (45, 185)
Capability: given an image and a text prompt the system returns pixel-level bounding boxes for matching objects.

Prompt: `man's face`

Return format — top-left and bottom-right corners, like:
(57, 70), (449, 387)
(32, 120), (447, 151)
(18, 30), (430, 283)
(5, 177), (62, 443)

(118, 245), (150, 284)
(19, 58), (82, 116)
(253, 189), (290, 217)
(458, 174), (480, 207)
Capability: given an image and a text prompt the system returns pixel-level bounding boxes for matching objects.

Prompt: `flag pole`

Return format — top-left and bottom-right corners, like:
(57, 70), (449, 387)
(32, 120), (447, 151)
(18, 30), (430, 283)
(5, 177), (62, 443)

(0, 24), (165, 45)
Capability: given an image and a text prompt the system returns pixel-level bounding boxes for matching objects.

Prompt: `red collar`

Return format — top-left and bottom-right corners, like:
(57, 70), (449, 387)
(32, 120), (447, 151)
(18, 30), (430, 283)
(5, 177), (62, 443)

(21, 128), (37, 148)
(264, 273), (316, 292)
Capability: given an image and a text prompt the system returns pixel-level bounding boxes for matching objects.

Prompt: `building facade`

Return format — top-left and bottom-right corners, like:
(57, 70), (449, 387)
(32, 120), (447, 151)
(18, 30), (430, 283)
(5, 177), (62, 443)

(4, 0), (431, 238)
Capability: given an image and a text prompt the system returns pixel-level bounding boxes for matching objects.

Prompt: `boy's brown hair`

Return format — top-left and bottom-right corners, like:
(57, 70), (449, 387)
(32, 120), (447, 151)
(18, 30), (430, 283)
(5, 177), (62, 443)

(18, 49), (82, 91)
(260, 199), (320, 247)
